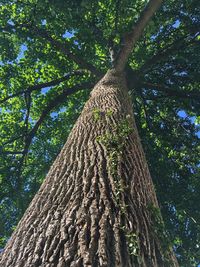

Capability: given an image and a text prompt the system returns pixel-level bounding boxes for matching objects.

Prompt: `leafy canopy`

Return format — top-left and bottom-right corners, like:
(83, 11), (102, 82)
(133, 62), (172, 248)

(0, 0), (199, 266)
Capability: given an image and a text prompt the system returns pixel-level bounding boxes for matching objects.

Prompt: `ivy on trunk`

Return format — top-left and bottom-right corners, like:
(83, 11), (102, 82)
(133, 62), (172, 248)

(0, 0), (199, 266)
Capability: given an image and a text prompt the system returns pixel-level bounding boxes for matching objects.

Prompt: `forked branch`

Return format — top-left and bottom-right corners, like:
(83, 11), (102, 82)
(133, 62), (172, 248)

(115, 0), (162, 71)
(1, 23), (102, 77)
(31, 26), (102, 76)
(0, 70), (87, 104)
(19, 82), (93, 168)
(142, 82), (200, 100)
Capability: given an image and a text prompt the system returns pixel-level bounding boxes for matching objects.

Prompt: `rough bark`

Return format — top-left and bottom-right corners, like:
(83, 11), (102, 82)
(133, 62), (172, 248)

(0, 70), (179, 267)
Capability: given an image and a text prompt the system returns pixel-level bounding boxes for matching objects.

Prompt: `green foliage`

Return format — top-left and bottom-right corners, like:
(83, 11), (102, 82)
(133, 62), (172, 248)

(97, 115), (133, 152)
(92, 108), (102, 121)
(96, 116), (133, 199)
(97, 115), (141, 258)
(125, 231), (140, 257)
(0, 0), (199, 265)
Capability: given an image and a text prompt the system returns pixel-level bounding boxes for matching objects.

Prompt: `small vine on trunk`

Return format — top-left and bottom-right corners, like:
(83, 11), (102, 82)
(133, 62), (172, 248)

(95, 109), (141, 262)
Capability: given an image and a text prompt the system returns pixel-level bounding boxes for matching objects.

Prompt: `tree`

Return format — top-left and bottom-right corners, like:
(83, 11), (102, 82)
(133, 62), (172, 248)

(0, 0), (200, 266)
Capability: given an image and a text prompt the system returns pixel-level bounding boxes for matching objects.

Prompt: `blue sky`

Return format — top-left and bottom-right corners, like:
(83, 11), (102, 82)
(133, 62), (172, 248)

(178, 110), (200, 138)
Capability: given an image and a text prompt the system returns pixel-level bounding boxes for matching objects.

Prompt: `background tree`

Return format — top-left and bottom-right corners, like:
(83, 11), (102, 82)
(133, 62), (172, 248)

(0, 0), (199, 266)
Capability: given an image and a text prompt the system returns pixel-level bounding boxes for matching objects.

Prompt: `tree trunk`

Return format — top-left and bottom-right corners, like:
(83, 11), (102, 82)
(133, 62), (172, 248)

(0, 70), (179, 267)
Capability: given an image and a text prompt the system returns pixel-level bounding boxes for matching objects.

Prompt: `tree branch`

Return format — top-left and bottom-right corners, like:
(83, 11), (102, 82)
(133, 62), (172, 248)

(31, 26), (102, 76)
(20, 81), (93, 165)
(114, 0), (162, 71)
(24, 91), (31, 137)
(12, 82), (93, 186)
(0, 70), (87, 104)
(140, 34), (199, 73)
(142, 82), (200, 100)
(1, 23), (102, 77)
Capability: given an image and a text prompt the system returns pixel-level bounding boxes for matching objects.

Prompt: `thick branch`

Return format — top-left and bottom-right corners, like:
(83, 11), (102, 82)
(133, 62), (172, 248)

(142, 82), (200, 100)
(140, 34), (199, 73)
(13, 81), (93, 183)
(21, 82), (93, 160)
(114, 0), (162, 71)
(0, 70), (87, 104)
(1, 23), (102, 77)
(24, 91), (31, 137)
(31, 26), (102, 76)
